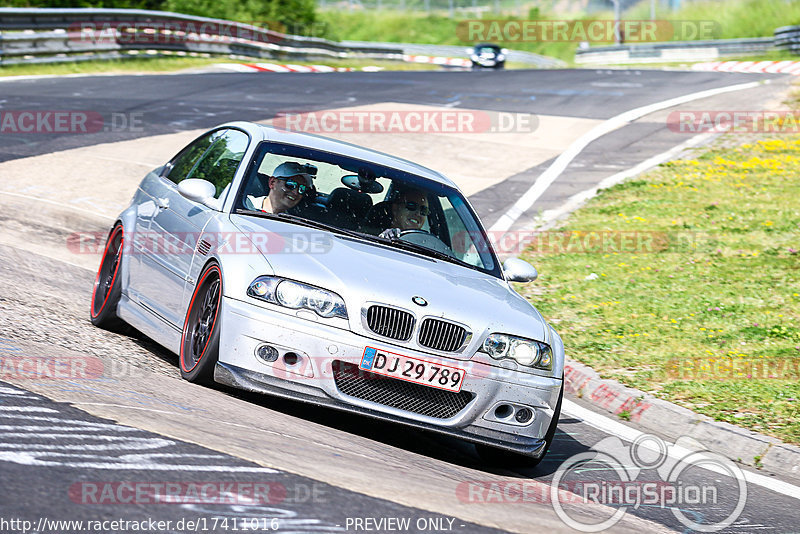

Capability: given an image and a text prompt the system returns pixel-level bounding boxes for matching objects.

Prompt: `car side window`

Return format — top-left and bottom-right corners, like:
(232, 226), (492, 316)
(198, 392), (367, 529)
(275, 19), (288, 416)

(165, 131), (218, 184)
(440, 195), (491, 270)
(186, 130), (249, 199)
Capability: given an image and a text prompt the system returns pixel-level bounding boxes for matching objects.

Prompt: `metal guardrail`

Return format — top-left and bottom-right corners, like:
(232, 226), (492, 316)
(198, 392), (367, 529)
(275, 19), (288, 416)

(775, 25), (800, 54)
(0, 7), (405, 66)
(0, 7), (566, 68)
(341, 40), (566, 67)
(575, 37), (775, 65)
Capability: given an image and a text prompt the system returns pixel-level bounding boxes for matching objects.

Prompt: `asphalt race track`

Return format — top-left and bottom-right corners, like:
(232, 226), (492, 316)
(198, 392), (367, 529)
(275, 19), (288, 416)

(0, 67), (798, 534)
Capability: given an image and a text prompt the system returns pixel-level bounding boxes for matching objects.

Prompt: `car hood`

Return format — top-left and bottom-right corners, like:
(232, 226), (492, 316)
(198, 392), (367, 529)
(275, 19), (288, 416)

(230, 215), (549, 343)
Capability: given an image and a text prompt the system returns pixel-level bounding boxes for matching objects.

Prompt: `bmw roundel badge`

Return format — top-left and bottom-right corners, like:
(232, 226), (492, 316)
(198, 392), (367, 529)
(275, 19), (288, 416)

(412, 296), (428, 306)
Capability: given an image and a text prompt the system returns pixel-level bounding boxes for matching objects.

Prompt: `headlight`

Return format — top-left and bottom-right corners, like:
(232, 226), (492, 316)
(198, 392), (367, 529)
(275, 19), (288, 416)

(496, 54), (505, 61)
(247, 276), (347, 320)
(480, 333), (553, 371)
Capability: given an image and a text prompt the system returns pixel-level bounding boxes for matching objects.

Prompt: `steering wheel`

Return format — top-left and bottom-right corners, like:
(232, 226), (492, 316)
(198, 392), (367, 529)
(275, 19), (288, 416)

(398, 229), (428, 237)
(395, 229), (456, 257)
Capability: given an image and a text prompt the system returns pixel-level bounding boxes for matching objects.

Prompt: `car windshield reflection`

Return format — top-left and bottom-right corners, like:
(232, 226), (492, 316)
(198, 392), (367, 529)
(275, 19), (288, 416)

(233, 141), (499, 277)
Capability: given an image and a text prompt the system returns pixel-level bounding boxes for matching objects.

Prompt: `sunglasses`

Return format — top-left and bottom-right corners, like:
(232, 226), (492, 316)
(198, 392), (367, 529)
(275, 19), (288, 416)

(278, 177), (311, 195)
(403, 201), (430, 216)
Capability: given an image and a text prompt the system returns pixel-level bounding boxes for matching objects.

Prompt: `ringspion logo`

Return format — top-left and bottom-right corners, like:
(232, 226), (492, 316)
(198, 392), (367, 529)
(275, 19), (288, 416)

(551, 434), (747, 532)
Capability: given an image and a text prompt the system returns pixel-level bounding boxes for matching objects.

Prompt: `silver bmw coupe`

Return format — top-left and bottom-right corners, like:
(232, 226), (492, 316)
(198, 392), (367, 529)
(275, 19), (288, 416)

(90, 121), (565, 465)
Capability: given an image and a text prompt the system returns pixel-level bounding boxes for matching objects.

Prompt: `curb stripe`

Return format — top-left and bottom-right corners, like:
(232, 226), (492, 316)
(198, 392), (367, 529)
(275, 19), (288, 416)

(693, 60), (800, 75)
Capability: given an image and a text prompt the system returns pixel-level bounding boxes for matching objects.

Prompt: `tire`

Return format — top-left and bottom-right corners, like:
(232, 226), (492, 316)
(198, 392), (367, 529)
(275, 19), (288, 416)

(476, 384), (563, 468)
(180, 262), (222, 384)
(90, 223), (127, 332)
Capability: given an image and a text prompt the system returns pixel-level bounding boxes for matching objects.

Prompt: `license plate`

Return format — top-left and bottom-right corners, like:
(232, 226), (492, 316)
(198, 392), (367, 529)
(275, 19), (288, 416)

(359, 346), (466, 393)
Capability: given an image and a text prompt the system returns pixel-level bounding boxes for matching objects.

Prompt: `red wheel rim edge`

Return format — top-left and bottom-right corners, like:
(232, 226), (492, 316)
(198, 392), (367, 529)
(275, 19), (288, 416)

(180, 264), (221, 373)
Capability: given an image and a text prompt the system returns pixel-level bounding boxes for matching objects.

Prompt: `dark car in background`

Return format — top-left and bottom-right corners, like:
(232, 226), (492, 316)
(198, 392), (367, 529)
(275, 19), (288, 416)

(469, 43), (507, 69)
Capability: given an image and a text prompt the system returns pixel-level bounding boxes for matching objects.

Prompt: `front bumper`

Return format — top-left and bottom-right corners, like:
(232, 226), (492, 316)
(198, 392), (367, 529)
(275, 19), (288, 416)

(217, 296), (563, 456)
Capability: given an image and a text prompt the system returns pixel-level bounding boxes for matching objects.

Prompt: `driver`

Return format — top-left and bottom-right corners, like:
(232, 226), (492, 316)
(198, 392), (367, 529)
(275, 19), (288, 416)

(247, 161), (315, 214)
(390, 188), (429, 230)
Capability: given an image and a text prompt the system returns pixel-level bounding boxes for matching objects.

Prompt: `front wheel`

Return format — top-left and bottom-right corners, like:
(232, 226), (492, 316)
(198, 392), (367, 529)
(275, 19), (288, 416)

(90, 223), (126, 331)
(476, 384), (563, 468)
(180, 263), (222, 384)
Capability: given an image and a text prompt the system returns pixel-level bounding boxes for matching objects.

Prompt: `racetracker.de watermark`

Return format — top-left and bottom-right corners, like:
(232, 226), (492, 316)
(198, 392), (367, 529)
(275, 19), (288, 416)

(457, 19), (719, 43)
(224, 354), (539, 384)
(273, 110), (538, 134)
(67, 231), (333, 256)
(70, 482), (287, 505)
(67, 20), (327, 44)
(0, 355), (104, 380)
(458, 230), (717, 256)
(666, 357), (799, 380)
(0, 111), (143, 134)
(667, 110), (800, 134)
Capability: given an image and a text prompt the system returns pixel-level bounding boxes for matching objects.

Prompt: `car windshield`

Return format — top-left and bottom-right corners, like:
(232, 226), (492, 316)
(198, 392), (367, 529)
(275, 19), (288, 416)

(234, 141), (500, 277)
(477, 46), (499, 54)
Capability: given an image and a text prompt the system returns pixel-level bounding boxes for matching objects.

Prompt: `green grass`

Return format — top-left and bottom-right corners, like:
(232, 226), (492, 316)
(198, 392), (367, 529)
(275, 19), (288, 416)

(0, 56), (224, 77)
(319, 10), (579, 63)
(516, 135), (800, 444)
(0, 55), (446, 78)
(319, 0), (800, 64)
(625, 0), (800, 40)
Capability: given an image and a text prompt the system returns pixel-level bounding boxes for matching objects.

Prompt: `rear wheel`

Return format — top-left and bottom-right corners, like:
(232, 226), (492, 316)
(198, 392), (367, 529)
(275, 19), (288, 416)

(180, 263), (222, 384)
(90, 224), (126, 331)
(476, 384), (563, 468)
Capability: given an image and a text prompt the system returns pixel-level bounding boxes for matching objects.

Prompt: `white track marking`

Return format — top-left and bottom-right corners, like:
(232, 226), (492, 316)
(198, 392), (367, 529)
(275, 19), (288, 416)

(0, 433), (166, 439)
(538, 127), (726, 226)
(563, 399), (800, 501)
(0, 398), (278, 472)
(0, 439), (175, 451)
(0, 451), (277, 471)
(92, 154), (163, 167)
(71, 402), (204, 416)
(0, 406), (57, 413)
(489, 80), (763, 234)
(71, 402), (381, 462)
(0, 189), (112, 218)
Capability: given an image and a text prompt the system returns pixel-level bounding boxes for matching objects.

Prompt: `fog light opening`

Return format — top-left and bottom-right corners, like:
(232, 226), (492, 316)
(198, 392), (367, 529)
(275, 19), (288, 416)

(494, 404), (514, 419)
(283, 352), (300, 366)
(255, 344), (278, 363)
(515, 407), (533, 424)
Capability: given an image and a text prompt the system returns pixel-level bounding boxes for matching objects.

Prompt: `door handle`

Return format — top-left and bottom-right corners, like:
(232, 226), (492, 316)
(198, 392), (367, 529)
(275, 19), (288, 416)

(156, 197), (170, 210)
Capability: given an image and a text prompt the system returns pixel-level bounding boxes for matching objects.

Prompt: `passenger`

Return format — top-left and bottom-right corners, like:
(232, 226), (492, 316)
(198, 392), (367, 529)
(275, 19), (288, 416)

(248, 161), (314, 214)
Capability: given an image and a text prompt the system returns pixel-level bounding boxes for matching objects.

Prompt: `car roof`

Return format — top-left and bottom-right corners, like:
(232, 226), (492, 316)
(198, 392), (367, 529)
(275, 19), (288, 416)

(221, 121), (458, 189)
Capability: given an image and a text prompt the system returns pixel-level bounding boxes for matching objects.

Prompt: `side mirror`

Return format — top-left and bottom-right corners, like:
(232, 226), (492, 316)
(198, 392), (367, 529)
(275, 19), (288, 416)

(178, 179), (217, 208)
(501, 48), (509, 54)
(503, 257), (538, 283)
(465, 47), (474, 55)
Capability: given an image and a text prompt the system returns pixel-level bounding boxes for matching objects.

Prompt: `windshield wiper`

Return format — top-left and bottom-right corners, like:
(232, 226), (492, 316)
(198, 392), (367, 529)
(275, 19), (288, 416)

(234, 209), (368, 240)
(379, 234), (473, 269)
(235, 209), (475, 268)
